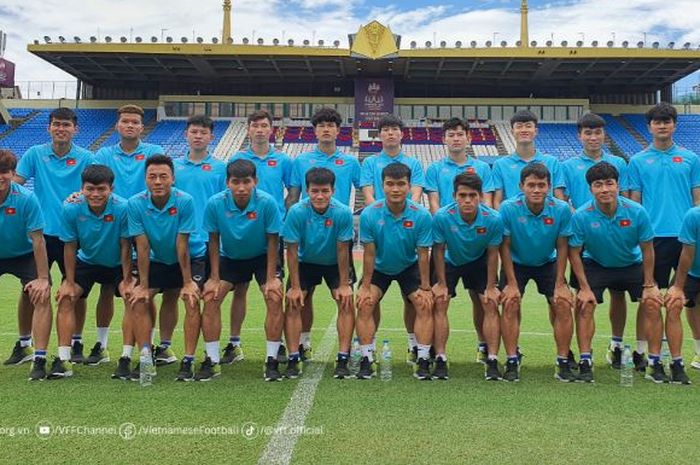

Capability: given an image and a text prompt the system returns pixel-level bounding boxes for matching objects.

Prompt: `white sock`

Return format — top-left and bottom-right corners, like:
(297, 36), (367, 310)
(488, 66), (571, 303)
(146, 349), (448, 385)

(694, 339), (700, 355)
(300, 332), (311, 348)
(407, 333), (417, 349)
(96, 327), (109, 348)
(361, 344), (374, 361)
(266, 340), (281, 359)
(417, 344), (431, 360)
(58, 346), (71, 361)
(370, 338), (376, 352)
(205, 341), (221, 364)
(437, 353), (447, 361)
(636, 340), (648, 354)
(19, 336), (32, 347)
(122, 345), (134, 359)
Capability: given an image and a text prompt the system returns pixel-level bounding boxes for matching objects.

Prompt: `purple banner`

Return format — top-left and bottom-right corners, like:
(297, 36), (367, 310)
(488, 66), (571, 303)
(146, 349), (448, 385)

(354, 78), (394, 127)
(0, 58), (15, 87)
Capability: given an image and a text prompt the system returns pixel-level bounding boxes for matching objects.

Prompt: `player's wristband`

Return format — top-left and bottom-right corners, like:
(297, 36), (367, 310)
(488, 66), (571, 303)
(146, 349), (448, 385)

(642, 283), (657, 288)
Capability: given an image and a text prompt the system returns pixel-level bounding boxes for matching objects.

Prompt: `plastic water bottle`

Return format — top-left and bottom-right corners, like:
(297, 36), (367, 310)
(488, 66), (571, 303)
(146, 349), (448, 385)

(349, 337), (362, 375)
(380, 339), (392, 381)
(140, 347), (155, 387)
(661, 338), (671, 372)
(620, 344), (633, 387)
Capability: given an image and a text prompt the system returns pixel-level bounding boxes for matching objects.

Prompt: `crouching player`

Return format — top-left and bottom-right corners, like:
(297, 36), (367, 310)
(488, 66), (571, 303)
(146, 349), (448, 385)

(356, 163), (433, 380)
(432, 172), (503, 380)
(54, 165), (132, 378)
(201, 159), (284, 381)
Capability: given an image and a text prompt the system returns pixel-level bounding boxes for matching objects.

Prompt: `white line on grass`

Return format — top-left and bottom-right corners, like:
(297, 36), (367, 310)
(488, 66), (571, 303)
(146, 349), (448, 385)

(257, 317), (337, 465)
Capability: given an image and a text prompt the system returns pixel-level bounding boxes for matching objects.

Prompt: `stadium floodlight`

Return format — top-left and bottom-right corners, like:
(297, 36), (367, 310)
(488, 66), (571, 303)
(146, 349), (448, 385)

(135, 36), (142, 43)
(105, 36), (112, 43)
(303, 39), (310, 46)
(501, 40), (508, 47)
(272, 38), (279, 45)
(440, 40), (446, 48)
(211, 37), (219, 44)
(166, 36), (173, 43)
(485, 40), (492, 47)
(576, 40), (583, 47)
(591, 40), (598, 47)
(333, 40), (340, 47)
(637, 41), (644, 48)
(257, 38), (264, 45)
(560, 40), (568, 47)
(58, 36), (66, 43)
(73, 36), (81, 43)
(90, 36), (97, 43)
(668, 42), (675, 49)
(683, 42), (691, 49)
(287, 39), (294, 46)
(530, 40), (537, 47)
(33, 39), (39, 45)
(515, 40), (521, 46)
(652, 41), (659, 48)
(425, 41), (431, 48)
(546, 40), (552, 47)
(470, 40), (477, 48)
(607, 41), (614, 47)
(410, 41), (417, 49)
(622, 40), (629, 48)
(180, 37), (188, 43)
(455, 41), (462, 48)
(318, 39), (324, 46)
(44, 36), (52, 43)
(196, 37), (204, 44)
(151, 36), (158, 43)
(242, 37), (249, 44)
(120, 36), (128, 43)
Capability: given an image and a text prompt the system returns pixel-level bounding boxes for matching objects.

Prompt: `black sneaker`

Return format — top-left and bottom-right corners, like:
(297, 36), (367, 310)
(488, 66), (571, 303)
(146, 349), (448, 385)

(670, 360), (692, 385)
(516, 348), (524, 366)
(264, 356), (282, 382)
(277, 344), (288, 363)
(432, 358), (449, 380)
(333, 358), (351, 379)
(356, 356), (375, 379)
(567, 350), (578, 371)
(48, 357), (74, 379)
(129, 360), (140, 381)
(286, 358), (302, 379)
(4, 341), (34, 365)
(485, 358), (502, 381)
(633, 351), (648, 373)
(175, 359), (194, 382)
(85, 342), (110, 366)
(221, 343), (244, 365)
(429, 346), (436, 363)
(28, 357), (47, 381)
(503, 359), (520, 382)
(111, 356), (132, 380)
(413, 357), (432, 380)
(607, 346), (622, 370)
(645, 360), (669, 384)
(577, 360), (594, 383)
(555, 359), (576, 382)
(195, 357), (221, 381)
(70, 340), (85, 364)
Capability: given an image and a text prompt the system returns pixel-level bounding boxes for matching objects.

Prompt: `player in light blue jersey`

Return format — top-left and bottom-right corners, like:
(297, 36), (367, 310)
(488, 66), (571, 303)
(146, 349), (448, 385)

(562, 113), (635, 371)
(569, 162), (671, 383)
(499, 163), (575, 382)
(629, 102), (700, 374)
(284, 168), (355, 379)
(171, 115), (226, 381)
(357, 163), (433, 380)
(426, 117), (495, 366)
(53, 165), (132, 378)
(286, 107), (360, 363)
(14, 107), (94, 364)
(0, 150), (52, 380)
(359, 115), (425, 363)
(492, 109), (566, 209)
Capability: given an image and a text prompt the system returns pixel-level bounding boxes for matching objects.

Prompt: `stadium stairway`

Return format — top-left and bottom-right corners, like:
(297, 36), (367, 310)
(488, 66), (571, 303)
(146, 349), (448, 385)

(604, 134), (627, 160)
(615, 116), (648, 150)
(0, 109), (41, 142)
(90, 126), (116, 152)
(212, 120), (248, 160)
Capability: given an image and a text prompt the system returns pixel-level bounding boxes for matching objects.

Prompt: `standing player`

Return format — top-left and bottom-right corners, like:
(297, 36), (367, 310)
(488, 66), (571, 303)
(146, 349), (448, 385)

(360, 114), (426, 363)
(53, 165), (132, 378)
(124, 155), (202, 381)
(287, 107), (361, 360)
(0, 150), (52, 380)
(562, 113), (635, 370)
(432, 173), (502, 380)
(628, 102), (700, 372)
(170, 115), (226, 380)
(11, 108), (93, 365)
(492, 109), (566, 209)
(201, 159), (284, 381)
(227, 110), (292, 363)
(356, 163), (433, 380)
(569, 162), (673, 383)
(284, 168), (355, 378)
(499, 163), (575, 382)
(425, 117), (495, 364)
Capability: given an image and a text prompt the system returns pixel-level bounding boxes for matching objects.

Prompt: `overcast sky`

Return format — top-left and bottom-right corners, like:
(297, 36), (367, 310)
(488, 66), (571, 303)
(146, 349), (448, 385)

(1, 0), (699, 91)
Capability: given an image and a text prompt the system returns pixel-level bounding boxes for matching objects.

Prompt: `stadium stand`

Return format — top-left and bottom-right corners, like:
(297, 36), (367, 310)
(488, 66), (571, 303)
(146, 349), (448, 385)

(212, 119), (247, 159)
(601, 114), (644, 157)
(674, 114), (700, 154)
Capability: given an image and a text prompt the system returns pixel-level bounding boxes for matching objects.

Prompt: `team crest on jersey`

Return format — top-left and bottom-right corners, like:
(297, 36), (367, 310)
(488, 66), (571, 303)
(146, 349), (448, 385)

(590, 222), (600, 228)
(409, 205), (419, 211)
(247, 212), (257, 220)
(334, 159), (344, 166)
(4, 207), (16, 215)
(403, 220), (414, 229)
(66, 158), (76, 166)
(646, 158), (655, 164)
(374, 202), (384, 209)
(450, 225), (458, 232)
(202, 164), (212, 171)
(103, 214), (114, 223)
(325, 218), (333, 227)
(135, 154), (145, 161)
(672, 156), (683, 163)
(619, 219), (631, 227)
(481, 210), (490, 216)
(267, 160), (277, 167)
(476, 227), (487, 234)
(377, 219), (385, 226)
(518, 216), (527, 223)
(168, 207), (178, 216)
(447, 209), (456, 215)
(78, 215), (87, 222)
(543, 217), (554, 225)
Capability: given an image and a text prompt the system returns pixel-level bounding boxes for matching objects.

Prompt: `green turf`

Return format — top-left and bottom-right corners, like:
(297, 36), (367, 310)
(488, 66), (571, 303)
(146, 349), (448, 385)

(0, 268), (698, 464)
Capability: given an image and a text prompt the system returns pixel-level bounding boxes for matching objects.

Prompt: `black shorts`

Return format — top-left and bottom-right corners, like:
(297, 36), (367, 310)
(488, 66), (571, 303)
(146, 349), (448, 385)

(367, 262), (421, 298)
(220, 255), (281, 286)
(45, 235), (66, 276)
(277, 240), (286, 272)
(683, 275), (700, 307)
(580, 259), (643, 304)
(654, 237), (682, 288)
(148, 257), (207, 292)
(433, 253), (488, 298)
(499, 261), (556, 298)
(0, 253), (39, 287)
(74, 260), (121, 299)
(289, 262), (356, 292)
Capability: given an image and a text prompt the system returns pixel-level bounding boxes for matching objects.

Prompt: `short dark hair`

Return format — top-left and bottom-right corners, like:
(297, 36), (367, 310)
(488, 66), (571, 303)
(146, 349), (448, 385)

(49, 107), (77, 125)
(645, 102), (677, 124)
(187, 114), (214, 132)
(117, 104), (144, 122)
(510, 109), (538, 127)
(145, 154), (173, 174)
(443, 117), (467, 133)
(377, 114), (404, 131)
(227, 159), (256, 180)
(305, 167), (335, 188)
(381, 162), (411, 182)
(311, 107), (342, 127)
(585, 161), (619, 185)
(577, 113), (606, 132)
(247, 109), (273, 126)
(81, 165), (115, 186)
(453, 172), (482, 194)
(0, 149), (18, 172)
(520, 162), (550, 184)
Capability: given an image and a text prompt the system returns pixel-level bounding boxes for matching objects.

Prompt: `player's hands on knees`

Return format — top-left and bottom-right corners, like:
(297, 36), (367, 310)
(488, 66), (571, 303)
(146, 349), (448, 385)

(553, 282), (573, 307)
(664, 285), (686, 311)
(202, 278), (223, 303)
(575, 287), (596, 310)
(414, 288), (433, 309)
(286, 286), (304, 310)
(481, 285), (501, 306)
(56, 280), (80, 303)
(118, 277), (136, 301)
(500, 284), (521, 306)
(641, 284), (663, 308)
(264, 277), (283, 303)
(25, 278), (50, 306)
(129, 284), (150, 306)
(180, 280), (201, 306)
(333, 284), (354, 311)
(356, 284), (374, 308)
(431, 282), (448, 303)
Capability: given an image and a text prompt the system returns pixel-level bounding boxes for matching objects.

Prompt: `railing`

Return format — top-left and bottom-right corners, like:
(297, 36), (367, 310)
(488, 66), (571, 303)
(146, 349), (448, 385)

(14, 81), (78, 100)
